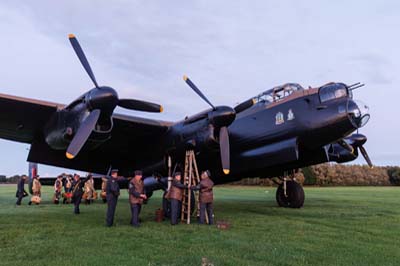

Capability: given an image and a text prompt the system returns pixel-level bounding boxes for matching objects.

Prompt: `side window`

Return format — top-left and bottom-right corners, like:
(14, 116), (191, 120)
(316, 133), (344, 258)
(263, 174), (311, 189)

(319, 83), (348, 103)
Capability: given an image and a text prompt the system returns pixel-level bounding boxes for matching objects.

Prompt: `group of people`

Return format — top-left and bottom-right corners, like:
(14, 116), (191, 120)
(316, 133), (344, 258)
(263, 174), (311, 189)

(15, 174), (42, 205)
(104, 169), (215, 228)
(15, 168), (215, 228)
(167, 170), (214, 225)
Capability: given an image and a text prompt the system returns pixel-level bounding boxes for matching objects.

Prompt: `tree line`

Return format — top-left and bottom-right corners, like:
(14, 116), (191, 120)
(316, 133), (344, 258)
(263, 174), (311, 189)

(233, 164), (400, 186)
(1, 164), (400, 186)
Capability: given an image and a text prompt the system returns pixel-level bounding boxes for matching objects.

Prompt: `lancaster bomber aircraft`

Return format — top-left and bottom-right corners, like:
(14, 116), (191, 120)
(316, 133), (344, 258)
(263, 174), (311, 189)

(0, 34), (372, 208)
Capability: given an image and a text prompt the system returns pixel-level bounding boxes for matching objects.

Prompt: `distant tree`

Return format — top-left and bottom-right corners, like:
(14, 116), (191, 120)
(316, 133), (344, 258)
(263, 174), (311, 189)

(302, 167), (317, 185)
(387, 167), (400, 186)
(0, 175), (6, 183)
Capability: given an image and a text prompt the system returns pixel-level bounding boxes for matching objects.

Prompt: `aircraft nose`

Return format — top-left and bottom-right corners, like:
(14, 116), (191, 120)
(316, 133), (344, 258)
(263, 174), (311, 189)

(347, 99), (370, 128)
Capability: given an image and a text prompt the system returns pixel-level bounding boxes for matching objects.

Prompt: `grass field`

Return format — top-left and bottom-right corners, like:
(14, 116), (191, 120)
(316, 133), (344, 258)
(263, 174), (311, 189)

(0, 185), (399, 266)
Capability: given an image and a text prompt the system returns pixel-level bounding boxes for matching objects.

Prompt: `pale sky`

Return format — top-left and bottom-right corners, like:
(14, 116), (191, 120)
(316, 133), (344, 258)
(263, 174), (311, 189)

(0, 1), (398, 176)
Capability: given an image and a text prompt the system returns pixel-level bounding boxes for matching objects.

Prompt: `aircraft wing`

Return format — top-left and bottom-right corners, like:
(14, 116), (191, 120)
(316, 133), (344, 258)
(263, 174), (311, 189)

(27, 111), (172, 176)
(0, 92), (172, 175)
(0, 93), (62, 143)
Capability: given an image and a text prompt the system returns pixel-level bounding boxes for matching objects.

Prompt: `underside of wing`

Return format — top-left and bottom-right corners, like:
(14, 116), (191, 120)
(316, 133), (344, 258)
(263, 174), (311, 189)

(0, 93), (61, 143)
(28, 113), (172, 175)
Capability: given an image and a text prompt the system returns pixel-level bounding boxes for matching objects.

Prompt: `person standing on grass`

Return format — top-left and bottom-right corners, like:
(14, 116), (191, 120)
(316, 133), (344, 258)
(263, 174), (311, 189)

(71, 174), (84, 214)
(28, 175), (42, 205)
(15, 175), (28, 205)
(106, 169), (121, 227)
(129, 170), (147, 227)
(191, 170), (214, 225)
(168, 172), (187, 225)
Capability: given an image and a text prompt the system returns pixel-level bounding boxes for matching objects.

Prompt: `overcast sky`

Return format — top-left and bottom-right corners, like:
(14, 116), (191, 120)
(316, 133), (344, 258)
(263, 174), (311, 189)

(0, 1), (398, 176)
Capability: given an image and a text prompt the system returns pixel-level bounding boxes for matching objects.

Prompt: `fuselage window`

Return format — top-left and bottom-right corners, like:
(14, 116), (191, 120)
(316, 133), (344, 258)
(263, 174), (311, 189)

(319, 83), (348, 103)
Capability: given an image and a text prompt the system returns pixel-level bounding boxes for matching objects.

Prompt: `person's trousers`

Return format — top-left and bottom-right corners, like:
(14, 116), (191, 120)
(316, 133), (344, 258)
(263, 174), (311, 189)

(106, 196), (118, 226)
(200, 202), (213, 225)
(170, 199), (181, 225)
(130, 203), (142, 227)
(74, 196), (82, 214)
(16, 192), (23, 205)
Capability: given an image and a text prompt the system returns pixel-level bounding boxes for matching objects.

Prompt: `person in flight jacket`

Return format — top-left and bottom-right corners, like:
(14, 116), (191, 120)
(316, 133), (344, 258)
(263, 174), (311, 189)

(106, 169), (121, 227)
(129, 170), (147, 227)
(169, 172), (187, 225)
(191, 170), (214, 225)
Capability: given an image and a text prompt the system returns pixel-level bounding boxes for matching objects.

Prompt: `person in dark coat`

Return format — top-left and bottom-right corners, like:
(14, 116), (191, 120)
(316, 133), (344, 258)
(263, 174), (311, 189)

(16, 175), (28, 205)
(129, 170), (147, 227)
(191, 170), (214, 225)
(71, 174), (84, 214)
(106, 169), (121, 227)
(168, 172), (187, 225)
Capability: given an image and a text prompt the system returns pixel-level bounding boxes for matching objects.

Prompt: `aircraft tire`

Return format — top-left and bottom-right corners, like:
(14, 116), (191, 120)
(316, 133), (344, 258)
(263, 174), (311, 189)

(276, 181), (304, 208)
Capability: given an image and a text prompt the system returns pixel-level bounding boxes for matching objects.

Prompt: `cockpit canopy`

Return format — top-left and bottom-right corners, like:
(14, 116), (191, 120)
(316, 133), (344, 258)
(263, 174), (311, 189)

(319, 83), (350, 103)
(255, 83), (304, 105)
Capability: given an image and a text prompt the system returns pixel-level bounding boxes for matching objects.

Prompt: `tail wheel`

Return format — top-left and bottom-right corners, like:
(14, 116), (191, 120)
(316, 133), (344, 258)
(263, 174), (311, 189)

(276, 180), (305, 208)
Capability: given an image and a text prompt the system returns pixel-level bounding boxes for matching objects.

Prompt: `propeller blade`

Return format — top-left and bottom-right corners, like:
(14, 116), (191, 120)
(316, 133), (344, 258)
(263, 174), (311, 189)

(234, 98), (256, 114)
(68, 34), (99, 88)
(66, 109), (101, 159)
(219, 126), (230, 175)
(359, 145), (373, 168)
(183, 75), (215, 109)
(118, 99), (163, 113)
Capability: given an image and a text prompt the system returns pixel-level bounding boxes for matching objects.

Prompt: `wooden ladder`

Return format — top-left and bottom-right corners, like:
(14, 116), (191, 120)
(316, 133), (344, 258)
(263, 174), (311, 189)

(180, 150), (200, 224)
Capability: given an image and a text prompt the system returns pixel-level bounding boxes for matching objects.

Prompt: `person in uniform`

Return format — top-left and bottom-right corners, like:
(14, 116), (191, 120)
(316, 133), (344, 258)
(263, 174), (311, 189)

(169, 172), (187, 225)
(16, 175), (28, 205)
(129, 170), (147, 227)
(63, 174), (73, 204)
(53, 175), (63, 204)
(191, 170), (214, 225)
(28, 175), (42, 205)
(100, 177), (108, 203)
(84, 174), (95, 205)
(71, 174), (84, 214)
(106, 169), (121, 227)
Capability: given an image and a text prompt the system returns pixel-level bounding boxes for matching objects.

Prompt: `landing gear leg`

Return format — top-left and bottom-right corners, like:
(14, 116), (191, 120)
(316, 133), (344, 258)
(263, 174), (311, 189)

(276, 171), (305, 208)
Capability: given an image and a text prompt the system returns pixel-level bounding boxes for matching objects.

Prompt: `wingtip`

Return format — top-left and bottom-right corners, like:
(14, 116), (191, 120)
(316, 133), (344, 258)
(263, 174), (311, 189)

(66, 152), (75, 159)
(68, 33), (75, 39)
(223, 169), (230, 175)
(160, 106), (164, 113)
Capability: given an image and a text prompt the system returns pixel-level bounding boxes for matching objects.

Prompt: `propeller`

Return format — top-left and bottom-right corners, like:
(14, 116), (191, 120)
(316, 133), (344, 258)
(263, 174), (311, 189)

(359, 145), (373, 168)
(66, 109), (101, 159)
(340, 134), (373, 168)
(68, 34), (163, 113)
(66, 34), (163, 159)
(219, 127), (230, 174)
(182, 75), (256, 174)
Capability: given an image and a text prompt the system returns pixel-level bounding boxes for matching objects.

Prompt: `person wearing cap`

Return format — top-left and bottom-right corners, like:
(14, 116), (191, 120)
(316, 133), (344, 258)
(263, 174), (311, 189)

(28, 175), (42, 205)
(129, 170), (147, 227)
(191, 170), (214, 225)
(71, 174), (84, 214)
(15, 175), (28, 205)
(106, 169), (121, 227)
(169, 172), (188, 225)
(53, 175), (63, 204)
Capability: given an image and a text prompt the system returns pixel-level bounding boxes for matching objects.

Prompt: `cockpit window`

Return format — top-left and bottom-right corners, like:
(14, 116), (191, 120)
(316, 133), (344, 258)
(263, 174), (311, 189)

(255, 83), (304, 105)
(319, 83), (348, 103)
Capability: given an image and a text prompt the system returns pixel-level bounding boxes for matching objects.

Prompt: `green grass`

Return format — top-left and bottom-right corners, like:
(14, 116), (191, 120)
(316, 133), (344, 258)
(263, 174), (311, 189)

(0, 185), (399, 266)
